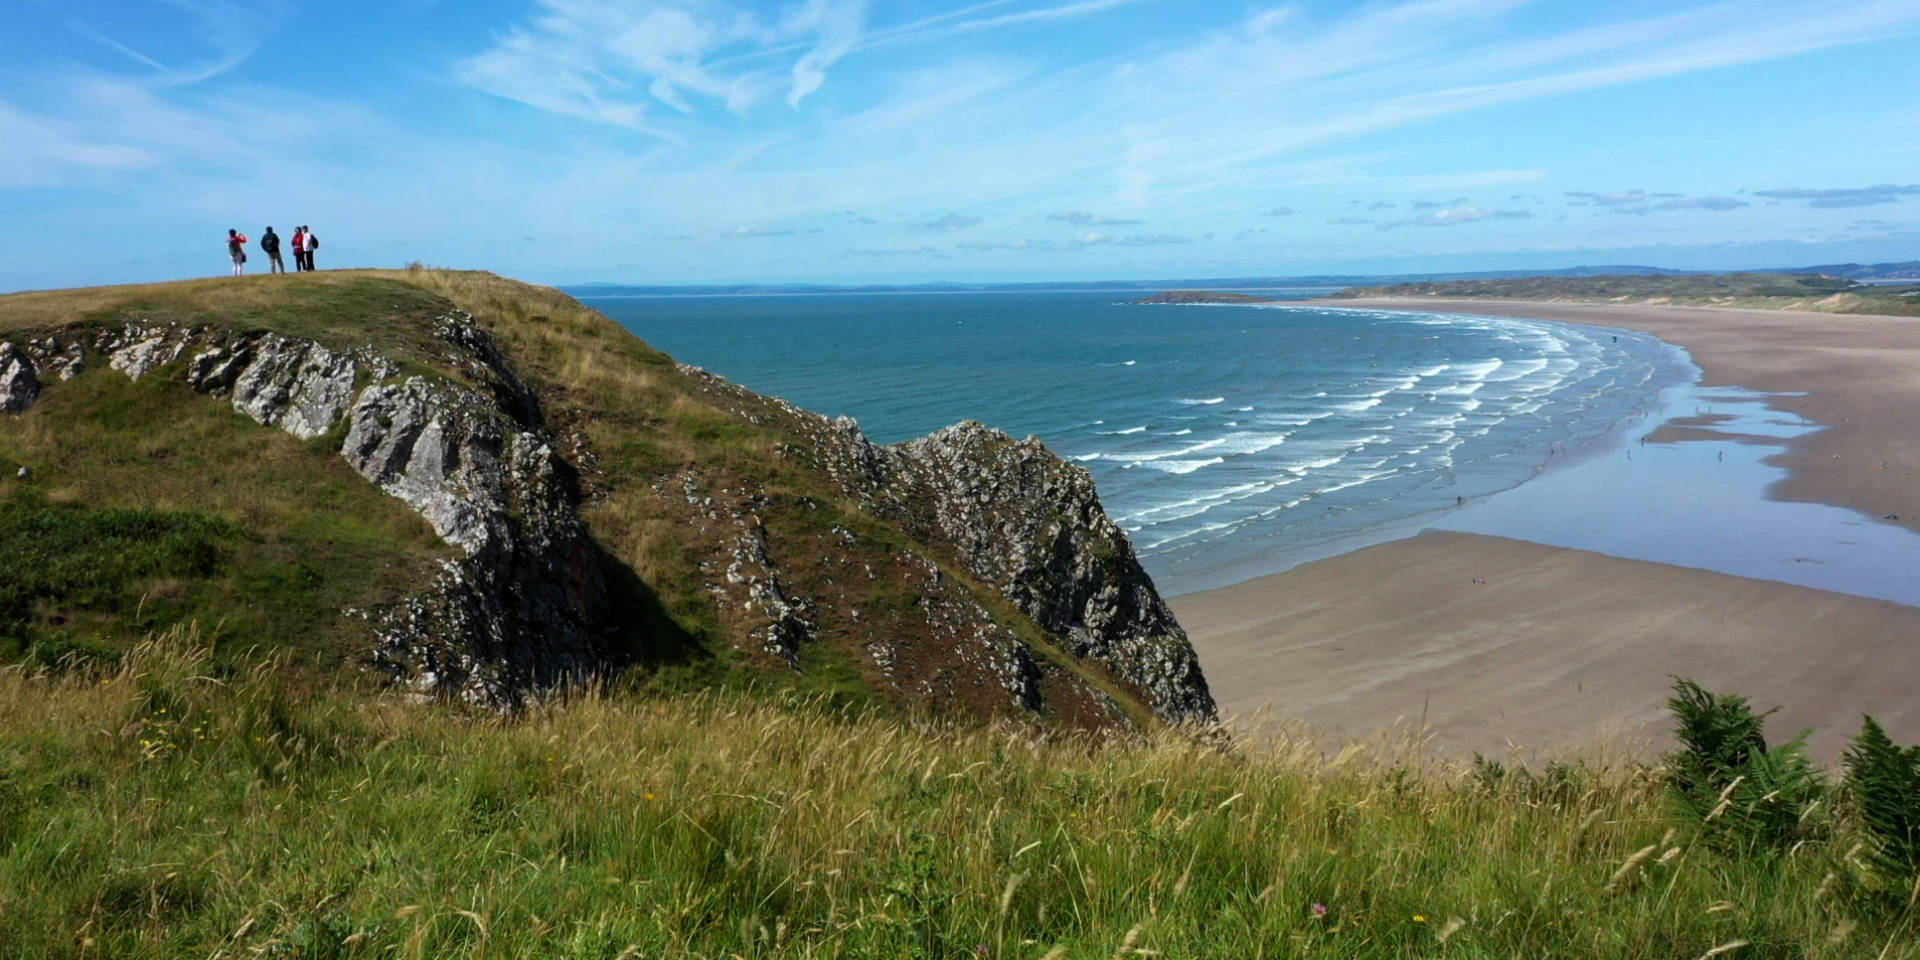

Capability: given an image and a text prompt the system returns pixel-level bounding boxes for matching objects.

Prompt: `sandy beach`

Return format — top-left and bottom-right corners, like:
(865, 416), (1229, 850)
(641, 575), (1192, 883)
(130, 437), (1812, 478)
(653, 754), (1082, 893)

(1173, 299), (1920, 761)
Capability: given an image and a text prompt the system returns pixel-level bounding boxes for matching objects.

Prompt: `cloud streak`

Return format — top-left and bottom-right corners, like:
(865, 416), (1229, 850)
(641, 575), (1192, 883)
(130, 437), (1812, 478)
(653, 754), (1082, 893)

(1751, 184), (1920, 207)
(1048, 211), (1143, 225)
(1380, 207), (1532, 229)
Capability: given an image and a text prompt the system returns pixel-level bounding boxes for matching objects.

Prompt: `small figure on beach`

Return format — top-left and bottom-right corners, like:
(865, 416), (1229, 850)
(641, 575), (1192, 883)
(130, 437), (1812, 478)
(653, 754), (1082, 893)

(261, 226), (284, 274)
(227, 228), (248, 276)
(291, 227), (307, 271)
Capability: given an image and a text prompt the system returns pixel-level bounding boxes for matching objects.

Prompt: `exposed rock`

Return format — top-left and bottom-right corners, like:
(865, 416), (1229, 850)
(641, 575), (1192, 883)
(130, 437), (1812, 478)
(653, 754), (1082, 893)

(229, 335), (358, 439)
(22, 310), (612, 708)
(885, 422), (1216, 724)
(99, 322), (186, 380)
(0, 343), (38, 413)
(725, 519), (816, 667)
(26, 338), (84, 381)
(674, 364), (1218, 727)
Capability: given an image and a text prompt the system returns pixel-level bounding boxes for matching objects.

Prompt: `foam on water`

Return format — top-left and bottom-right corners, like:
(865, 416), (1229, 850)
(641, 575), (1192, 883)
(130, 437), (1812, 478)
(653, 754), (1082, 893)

(595, 291), (1674, 595)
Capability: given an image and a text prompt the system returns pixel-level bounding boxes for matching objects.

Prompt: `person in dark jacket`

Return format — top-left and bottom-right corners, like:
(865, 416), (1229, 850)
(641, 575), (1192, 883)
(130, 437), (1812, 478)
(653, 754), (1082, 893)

(261, 226), (284, 274)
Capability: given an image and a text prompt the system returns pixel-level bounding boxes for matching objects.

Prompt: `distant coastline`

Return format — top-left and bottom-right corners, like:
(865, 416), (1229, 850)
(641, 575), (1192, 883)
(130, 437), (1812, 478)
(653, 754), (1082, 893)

(1133, 290), (1276, 305)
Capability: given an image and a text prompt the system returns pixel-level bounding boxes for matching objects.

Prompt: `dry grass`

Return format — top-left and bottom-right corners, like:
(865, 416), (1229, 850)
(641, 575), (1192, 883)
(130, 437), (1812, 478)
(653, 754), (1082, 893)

(1, 633), (1914, 958)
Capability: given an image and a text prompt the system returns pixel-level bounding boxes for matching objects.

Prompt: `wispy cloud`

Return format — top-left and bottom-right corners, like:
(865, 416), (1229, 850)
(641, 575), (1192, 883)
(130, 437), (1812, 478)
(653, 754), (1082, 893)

(456, 0), (870, 136)
(914, 213), (983, 231)
(1048, 211), (1143, 225)
(1381, 207), (1532, 229)
(1751, 184), (1920, 207)
(1071, 232), (1188, 247)
(840, 244), (947, 258)
(723, 225), (801, 238)
(1653, 196), (1749, 211)
(1264, 207), (1295, 217)
(1566, 189), (1647, 207)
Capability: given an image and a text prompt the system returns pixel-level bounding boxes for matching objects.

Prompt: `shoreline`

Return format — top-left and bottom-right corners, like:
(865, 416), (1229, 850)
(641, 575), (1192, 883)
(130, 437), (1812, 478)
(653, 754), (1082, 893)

(1328, 298), (1920, 537)
(1173, 298), (1920, 759)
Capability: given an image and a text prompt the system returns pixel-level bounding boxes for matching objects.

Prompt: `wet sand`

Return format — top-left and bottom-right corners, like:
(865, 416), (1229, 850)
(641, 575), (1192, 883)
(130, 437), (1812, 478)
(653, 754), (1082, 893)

(1174, 300), (1920, 760)
(1336, 299), (1920, 534)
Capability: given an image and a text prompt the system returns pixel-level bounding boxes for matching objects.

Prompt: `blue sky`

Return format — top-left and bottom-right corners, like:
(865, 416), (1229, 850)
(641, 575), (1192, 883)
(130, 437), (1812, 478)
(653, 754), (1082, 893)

(4, 0), (1919, 291)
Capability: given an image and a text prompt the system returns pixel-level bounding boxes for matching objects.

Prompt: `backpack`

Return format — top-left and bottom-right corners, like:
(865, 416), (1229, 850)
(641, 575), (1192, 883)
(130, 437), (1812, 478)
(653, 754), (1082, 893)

(308, 234), (319, 250)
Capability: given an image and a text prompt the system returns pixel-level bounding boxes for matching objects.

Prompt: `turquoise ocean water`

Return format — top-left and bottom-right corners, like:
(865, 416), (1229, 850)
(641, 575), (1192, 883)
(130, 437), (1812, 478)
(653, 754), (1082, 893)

(585, 292), (1675, 594)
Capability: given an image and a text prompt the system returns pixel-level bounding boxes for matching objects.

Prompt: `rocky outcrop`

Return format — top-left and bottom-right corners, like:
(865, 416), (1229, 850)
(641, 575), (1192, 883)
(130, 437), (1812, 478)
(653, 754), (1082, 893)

(676, 365), (1218, 727)
(0, 343), (37, 413)
(6, 315), (610, 707)
(885, 423), (1215, 724)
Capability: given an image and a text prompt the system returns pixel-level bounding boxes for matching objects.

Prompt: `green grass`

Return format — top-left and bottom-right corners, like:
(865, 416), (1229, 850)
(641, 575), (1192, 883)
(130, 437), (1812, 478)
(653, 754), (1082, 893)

(1, 635), (1914, 959)
(0, 358), (450, 671)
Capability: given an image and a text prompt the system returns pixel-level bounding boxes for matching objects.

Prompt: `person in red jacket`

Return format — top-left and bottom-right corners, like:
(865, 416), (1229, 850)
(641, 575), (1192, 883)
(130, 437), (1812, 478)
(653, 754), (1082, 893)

(227, 228), (249, 276)
(290, 227), (307, 272)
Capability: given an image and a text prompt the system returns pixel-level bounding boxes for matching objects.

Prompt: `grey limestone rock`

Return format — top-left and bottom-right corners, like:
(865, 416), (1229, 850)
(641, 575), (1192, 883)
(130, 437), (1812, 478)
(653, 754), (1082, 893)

(26, 338), (84, 382)
(101, 323), (185, 380)
(229, 334), (358, 439)
(0, 343), (38, 414)
(18, 310), (611, 709)
(884, 421), (1217, 725)
(676, 363), (1216, 727)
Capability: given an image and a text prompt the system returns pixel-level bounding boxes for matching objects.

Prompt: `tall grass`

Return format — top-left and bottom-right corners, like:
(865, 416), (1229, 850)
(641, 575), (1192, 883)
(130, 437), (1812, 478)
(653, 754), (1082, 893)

(2, 634), (1911, 958)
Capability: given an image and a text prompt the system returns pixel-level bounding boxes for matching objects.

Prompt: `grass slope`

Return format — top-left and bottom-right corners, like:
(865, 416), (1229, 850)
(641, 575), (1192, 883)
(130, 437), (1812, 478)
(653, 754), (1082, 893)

(0, 637), (1912, 959)
(1329, 273), (1920, 316)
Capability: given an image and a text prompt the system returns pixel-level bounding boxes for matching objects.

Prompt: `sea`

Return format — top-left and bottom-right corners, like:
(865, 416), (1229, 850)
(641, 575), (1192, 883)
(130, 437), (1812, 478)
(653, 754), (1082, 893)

(584, 290), (1680, 596)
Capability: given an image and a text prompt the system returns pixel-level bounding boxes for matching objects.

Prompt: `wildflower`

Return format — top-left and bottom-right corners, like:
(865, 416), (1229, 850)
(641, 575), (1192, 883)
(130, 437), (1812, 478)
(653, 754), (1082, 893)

(1413, 915), (1427, 923)
(645, 793), (657, 802)
(1311, 903), (1328, 918)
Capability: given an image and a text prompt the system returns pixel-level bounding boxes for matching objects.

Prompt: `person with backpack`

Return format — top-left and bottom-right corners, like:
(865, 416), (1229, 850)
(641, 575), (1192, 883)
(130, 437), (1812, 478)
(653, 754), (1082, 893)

(227, 228), (249, 276)
(261, 226), (284, 274)
(290, 227), (307, 271)
(302, 226), (319, 271)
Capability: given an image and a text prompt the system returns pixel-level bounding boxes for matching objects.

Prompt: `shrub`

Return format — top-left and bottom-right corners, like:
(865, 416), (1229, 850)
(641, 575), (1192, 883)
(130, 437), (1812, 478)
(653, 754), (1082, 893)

(1843, 715), (1920, 889)
(1664, 678), (1826, 854)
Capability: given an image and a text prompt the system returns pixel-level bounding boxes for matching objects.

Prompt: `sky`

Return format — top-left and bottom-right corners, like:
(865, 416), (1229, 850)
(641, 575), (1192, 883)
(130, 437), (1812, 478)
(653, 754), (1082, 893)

(4, 0), (1920, 291)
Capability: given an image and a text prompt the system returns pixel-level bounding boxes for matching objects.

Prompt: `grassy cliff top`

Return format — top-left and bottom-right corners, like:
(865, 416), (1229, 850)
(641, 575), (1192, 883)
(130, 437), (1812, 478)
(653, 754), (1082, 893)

(1328, 272), (1920, 316)
(0, 268), (1167, 728)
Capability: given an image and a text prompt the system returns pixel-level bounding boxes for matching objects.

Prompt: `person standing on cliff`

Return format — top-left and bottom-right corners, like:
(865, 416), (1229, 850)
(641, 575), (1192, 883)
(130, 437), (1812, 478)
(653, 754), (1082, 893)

(290, 227), (307, 271)
(260, 226), (284, 274)
(227, 228), (248, 276)
(301, 226), (319, 271)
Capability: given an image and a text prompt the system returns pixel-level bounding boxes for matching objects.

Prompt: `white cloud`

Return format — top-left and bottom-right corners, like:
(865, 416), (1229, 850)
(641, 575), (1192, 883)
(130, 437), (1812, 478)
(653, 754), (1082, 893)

(1381, 207), (1532, 228)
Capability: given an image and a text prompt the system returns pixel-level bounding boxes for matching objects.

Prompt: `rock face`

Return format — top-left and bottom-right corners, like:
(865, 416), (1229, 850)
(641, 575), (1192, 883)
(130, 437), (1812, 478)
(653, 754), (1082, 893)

(885, 423), (1215, 724)
(7, 316), (611, 707)
(0, 343), (38, 413)
(676, 366), (1219, 726)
